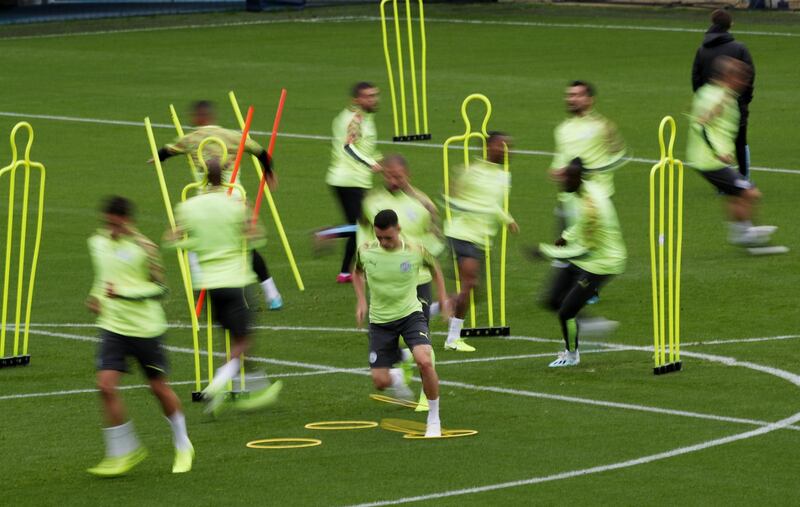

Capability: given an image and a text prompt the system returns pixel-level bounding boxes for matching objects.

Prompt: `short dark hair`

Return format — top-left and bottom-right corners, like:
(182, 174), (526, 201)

(374, 209), (399, 229)
(352, 81), (376, 98)
(569, 80), (595, 97)
(711, 9), (732, 31)
(206, 158), (223, 186)
(487, 131), (508, 144)
(102, 196), (133, 217)
(192, 100), (214, 114)
(381, 153), (408, 170)
(568, 157), (585, 172)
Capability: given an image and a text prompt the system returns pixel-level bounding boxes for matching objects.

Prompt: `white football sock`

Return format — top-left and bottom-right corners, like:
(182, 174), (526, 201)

(446, 318), (464, 345)
(400, 348), (413, 363)
(429, 302), (440, 317)
(261, 278), (280, 301)
(426, 398), (440, 426)
(204, 358), (240, 396)
(389, 368), (406, 388)
(166, 412), (192, 452)
(103, 421), (139, 458)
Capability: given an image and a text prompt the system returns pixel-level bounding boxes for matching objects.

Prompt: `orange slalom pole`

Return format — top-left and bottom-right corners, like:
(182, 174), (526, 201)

(195, 106), (255, 317)
(252, 89), (286, 221)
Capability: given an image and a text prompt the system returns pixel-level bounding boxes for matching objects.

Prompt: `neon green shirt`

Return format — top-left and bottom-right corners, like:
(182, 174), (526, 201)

(686, 83), (740, 171)
(356, 240), (436, 324)
(168, 190), (259, 289)
(540, 181), (627, 275)
(444, 158), (513, 247)
(359, 186), (443, 285)
(167, 125), (263, 183)
(326, 106), (381, 189)
(88, 229), (168, 338)
(551, 110), (626, 198)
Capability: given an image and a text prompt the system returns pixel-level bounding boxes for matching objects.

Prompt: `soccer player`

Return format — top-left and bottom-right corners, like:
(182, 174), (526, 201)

(153, 100), (283, 310)
(359, 154), (444, 321)
(692, 9), (755, 180)
(686, 56), (778, 248)
(353, 209), (448, 437)
(86, 196), (193, 477)
(531, 159), (626, 367)
(164, 160), (283, 416)
(323, 82), (383, 284)
(443, 132), (518, 352)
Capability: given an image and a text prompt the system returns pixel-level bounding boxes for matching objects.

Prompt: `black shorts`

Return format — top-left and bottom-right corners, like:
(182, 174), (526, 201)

(448, 237), (484, 262)
(699, 167), (754, 196)
(416, 283), (432, 322)
(208, 287), (251, 338)
(97, 329), (168, 379)
(368, 311), (431, 368)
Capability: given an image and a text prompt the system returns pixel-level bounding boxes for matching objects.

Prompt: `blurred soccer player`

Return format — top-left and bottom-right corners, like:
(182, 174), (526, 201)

(86, 196), (193, 477)
(531, 159), (626, 367)
(692, 9), (755, 180)
(321, 82), (383, 284)
(165, 161), (283, 416)
(443, 132), (518, 352)
(686, 56), (779, 249)
(352, 209), (449, 437)
(153, 100), (283, 310)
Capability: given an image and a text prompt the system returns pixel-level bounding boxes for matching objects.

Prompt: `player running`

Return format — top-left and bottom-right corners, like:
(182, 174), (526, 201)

(353, 209), (448, 437)
(164, 161), (283, 416)
(153, 100), (284, 310)
(530, 159), (626, 367)
(86, 196), (193, 477)
(443, 132), (518, 352)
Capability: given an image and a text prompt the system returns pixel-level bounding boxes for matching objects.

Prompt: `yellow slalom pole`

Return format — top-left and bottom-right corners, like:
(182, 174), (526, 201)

(404, 0), (420, 134)
(229, 91), (305, 291)
(391, 0), (408, 136)
(380, 0), (400, 139)
(0, 145), (17, 357)
(675, 159), (684, 362)
(484, 235), (493, 327)
(500, 144), (509, 327)
(649, 162), (660, 368)
(206, 302), (214, 383)
(144, 117), (203, 392)
(418, 0), (428, 134)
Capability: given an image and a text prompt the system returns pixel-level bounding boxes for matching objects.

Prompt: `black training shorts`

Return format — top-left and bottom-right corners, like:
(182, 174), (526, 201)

(97, 329), (168, 379)
(448, 237), (484, 262)
(699, 167), (754, 196)
(208, 287), (251, 339)
(368, 311), (431, 369)
(416, 283), (432, 322)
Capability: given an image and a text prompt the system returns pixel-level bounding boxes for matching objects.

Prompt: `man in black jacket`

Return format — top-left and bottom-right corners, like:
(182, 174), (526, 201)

(692, 9), (755, 180)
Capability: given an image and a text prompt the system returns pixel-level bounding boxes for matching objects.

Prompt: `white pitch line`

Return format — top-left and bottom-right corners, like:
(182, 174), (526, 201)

(435, 348), (628, 365)
(12, 328), (800, 434)
(0, 15), (798, 42)
(0, 110), (797, 176)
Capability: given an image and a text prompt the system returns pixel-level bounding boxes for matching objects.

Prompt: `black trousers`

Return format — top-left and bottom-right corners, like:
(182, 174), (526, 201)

(736, 107), (750, 179)
(331, 186), (366, 274)
(252, 250), (269, 283)
(544, 263), (611, 351)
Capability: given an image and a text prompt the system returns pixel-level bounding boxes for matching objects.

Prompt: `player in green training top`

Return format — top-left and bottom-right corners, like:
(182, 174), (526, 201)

(86, 196), (193, 477)
(530, 159), (627, 367)
(323, 82), (383, 284)
(443, 132), (518, 353)
(686, 56), (781, 251)
(153, 100), (284, 310)
(164, 161), (283, 417)
(353, 209), (449, 437)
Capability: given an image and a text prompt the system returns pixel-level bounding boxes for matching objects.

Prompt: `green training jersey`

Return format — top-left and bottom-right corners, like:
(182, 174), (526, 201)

(88, 228), (168, 338)
(326, 106), (381, 189)
(166, 125), (263, 183)
(444, 158), (513, 247)
(551, 110), (626, 198)
(540, 181), (627, 275)
(686, 83), (740, 172)
(356, 239), (435, 324)
(168, 189), (259, 289)
(359, 185), (443, 285)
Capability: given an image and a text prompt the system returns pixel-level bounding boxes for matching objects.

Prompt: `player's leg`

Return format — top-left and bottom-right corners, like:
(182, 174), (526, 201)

(735, 111), (750, 180)
(401, 312), (440, 436)
(369, 320), (412, 399)
(202, 289), (252, 400)
(445, 239), (481, 352)
(333, 186), (365, 282)
(88, 331), (147, 477)
(252, 250), (282, 310)
(549, 270), (609, 368)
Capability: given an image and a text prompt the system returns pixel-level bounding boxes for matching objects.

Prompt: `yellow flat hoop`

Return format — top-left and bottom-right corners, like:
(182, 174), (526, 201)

(403, 429), (478, 440)
(304, 421), (378, 430)
(246, 438), (322, 450)
(370, 394), (420, 409)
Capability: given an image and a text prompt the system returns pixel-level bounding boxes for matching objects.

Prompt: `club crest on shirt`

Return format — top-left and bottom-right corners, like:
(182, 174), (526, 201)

(400, 261), (411, 272)
(116, 248), (134, 262)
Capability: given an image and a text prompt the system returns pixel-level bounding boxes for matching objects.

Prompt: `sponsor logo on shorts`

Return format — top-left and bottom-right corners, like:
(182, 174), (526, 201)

(369, 351), (378, 364)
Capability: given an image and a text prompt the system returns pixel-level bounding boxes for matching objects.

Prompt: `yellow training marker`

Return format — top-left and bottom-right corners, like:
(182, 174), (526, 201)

(370, 394), (421, 410)
(404, 429), (478, 440)
(304, 421), (378, 430)
(379, 418), (427, 435)
(246, 438), (322, 450)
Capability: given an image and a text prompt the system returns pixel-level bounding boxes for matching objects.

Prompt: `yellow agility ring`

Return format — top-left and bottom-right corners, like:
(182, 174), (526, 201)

(370, 394), (420, 409)
(404, 429), (478, 440)
(304, 421), (378, 430)
(379, 418), (427, 435)
(246, 438), (322, 450)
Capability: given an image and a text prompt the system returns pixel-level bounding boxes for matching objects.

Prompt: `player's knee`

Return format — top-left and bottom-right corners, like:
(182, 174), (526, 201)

(97, 378), (116, 398)
(415, 355), (433, 374)
(558, 308), (578, 323)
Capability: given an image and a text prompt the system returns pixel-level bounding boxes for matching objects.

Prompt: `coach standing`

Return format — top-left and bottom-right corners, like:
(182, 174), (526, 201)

(692, 9), (755, 180)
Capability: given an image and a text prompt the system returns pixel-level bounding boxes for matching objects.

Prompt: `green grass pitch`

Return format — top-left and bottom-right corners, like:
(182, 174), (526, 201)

(1, 3), (800, 505)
